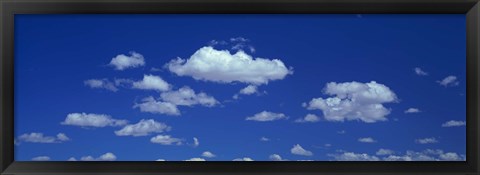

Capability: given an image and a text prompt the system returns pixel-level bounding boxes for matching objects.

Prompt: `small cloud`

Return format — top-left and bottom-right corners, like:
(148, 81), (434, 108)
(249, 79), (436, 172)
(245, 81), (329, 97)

(260, 137), (270, 142)
(132, 74), (171, 92)
(337, 130), (346, 134)
(193, 137), (200, 147)
(17, 132), (70, 144)
(67, 157), (77, 161)
(109, 51), (145, 70)
(239, 85), (258, 95)
(115, 119), (170, 137)
(134, 97), (180, 116)
(150, 135), (183, 145)
(291, 144), (313, 156)
(442, 120), (466, 127)
(32, 156), (50, 161)
(246, 111), (288, 122)
(404, 108), (421, 113)
(185, 157), (206, 161)
(438, 76), (459, 87)
(376, 149), (395, 156)
(160, 86), (219, 107)
(269, 154), (286, 161)
(358, 137), (377, 143)
(329, 152), (380, 161)
(56, 133), (70, 141)
(201, 151), (216, 158)
(61, 113), (128, 128)
(156, 159), (166, 161)
(79, 152), (117, 161)
(84, 79), (118, 92)
(414, 67), (428, 76)
(232, 157), (254, 161)
(415, 137), (438, 144)
(294, 114), (320, 123)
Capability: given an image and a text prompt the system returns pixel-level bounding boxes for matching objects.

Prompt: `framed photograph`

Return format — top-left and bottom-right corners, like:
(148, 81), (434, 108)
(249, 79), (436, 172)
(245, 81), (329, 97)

(1, 0), (479, 174)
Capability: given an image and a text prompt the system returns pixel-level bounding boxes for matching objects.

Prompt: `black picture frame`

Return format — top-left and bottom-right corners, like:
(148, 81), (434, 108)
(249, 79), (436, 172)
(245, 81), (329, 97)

(1, 0), (479, 174)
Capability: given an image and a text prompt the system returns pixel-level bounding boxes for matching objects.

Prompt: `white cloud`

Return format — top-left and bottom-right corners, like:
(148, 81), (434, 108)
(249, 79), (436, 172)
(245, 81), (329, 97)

(442, 120), (466, 127)
(134, 97), (180, 116)
(239, 85), (258, 95)
(304, 81), (397, 123)
(404, 108), (421, 113)
(295, 114), (320, 123)
(79, 152), (117, 161)
(291, 144), (313, 156)
(414, 67), (428, 76)
(185, 158), (206, 161)
(202, 151), (216, 158)
(260, 137), (270, 142)
(376, 149), (395, 156)
(115, 119), (171, 137)
(358, 137), (377, 143)
(269, 154), (286, 161)
(160, 86), (218, 107)
(32, 156), (50, 161)
(246, 111), (288, 122)
(156, 159), (166, 161)
(233, 157), (254, 161)
(61, 113), (128, 128)
(17, 132), (70, 143)
(330, 152), (380, 161)
(193, 137), (200, 147)
(84, 79), (118, 92)
(150, 135), (183, 145)
(133, 75), (171, 91)
(438, 75), (459, 87)
(166, 46), (292, 85)
(415, 137), (438, 144)
(383, 149), (465, 161)
(67, 157), (77, 161)
(109, 52), (145, 70)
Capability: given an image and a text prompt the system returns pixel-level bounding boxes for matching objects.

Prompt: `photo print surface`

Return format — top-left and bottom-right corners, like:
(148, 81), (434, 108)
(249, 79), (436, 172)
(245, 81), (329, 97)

(14, 14), (466, 161)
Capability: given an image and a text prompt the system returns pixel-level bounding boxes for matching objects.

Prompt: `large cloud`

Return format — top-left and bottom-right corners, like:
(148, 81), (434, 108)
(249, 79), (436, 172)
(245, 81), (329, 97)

(115, 119), (171, 137)
(166, 47), (292, 85)
(132, 75), (171, 91)
(246, 111), (288, 122)
(109, 52), (145, 70)
(17, 132), (70, 144)
(304, 81), (397, 123)
(291, 144), (313, 156)
(61, 113), (128, 128)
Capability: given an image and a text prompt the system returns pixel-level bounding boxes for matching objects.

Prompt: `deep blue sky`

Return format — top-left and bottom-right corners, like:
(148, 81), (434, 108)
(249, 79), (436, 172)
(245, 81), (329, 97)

(14, 14), (466, 161)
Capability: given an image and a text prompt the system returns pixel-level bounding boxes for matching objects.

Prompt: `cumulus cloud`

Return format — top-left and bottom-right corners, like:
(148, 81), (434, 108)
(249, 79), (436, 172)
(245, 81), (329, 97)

(160, 86), (218, 107)
(438, 76), (459, 87)
(193, 137), (200, 147)
(415, 137), (438, 144)
(239, 85), (258, 95)
(404, 108), (421, 113)
(84, 79), (118, 92)
(115, 119), (170, 137)
(17, 132), (70, 143)
(291, 144), (313, 156)
(156, 159), (166, 161)
(304, 81), (397, 123)
(61, 113), (128, 128)
(414, 67), (428, 76)
(132, 75), (171, 91)
(358, 137), (377, 143)
(32, 156), (50, 161)
(134, 97), (180, 116)
(166, 47), (292, 85)
(269, 154), (286, 161)
(442, 120), (466, 127)
(67, 157), (77, 161)
(202, 151), (216, 158)
(260, 137), (270, 142)
(185, 158), (206, 161)
(383, 149), (465, 161)
(233, 157), (254, 161)
(79, 152), (117, 161)
(376, 149), (395, 156)
(150, 135), (183, 145)
(295, 114), (320, 123)
(246, 111), (288, 122)
(109, 52), (145, 70)
(330, 152), (380, 161)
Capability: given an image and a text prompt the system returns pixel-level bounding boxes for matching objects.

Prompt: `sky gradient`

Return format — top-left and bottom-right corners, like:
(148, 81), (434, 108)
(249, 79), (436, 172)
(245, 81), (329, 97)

(14, 14), (466, 161)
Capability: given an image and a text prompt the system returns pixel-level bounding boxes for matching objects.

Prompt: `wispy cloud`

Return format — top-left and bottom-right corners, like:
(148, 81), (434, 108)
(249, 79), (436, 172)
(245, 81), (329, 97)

(32, 156), (51, 161)
(438, 76), (459, 87)
(442, 120), (466, 127)
(294, 114), (320, 123)
(415, 137), (438, 144)
(84, 79), (118, 92)
(404, 108), (421, 113)
(291, 144), (313, 156)
(358, 137), (377, 143)
(115, 119), (170, 137)
(17, 132), (70, 144)
(246, 111), (288, 122)
(414, 67), (428, 76)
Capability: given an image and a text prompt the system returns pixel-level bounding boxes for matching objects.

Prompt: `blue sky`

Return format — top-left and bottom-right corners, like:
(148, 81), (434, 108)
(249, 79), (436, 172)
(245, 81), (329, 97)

(14, 14), (466, 161)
